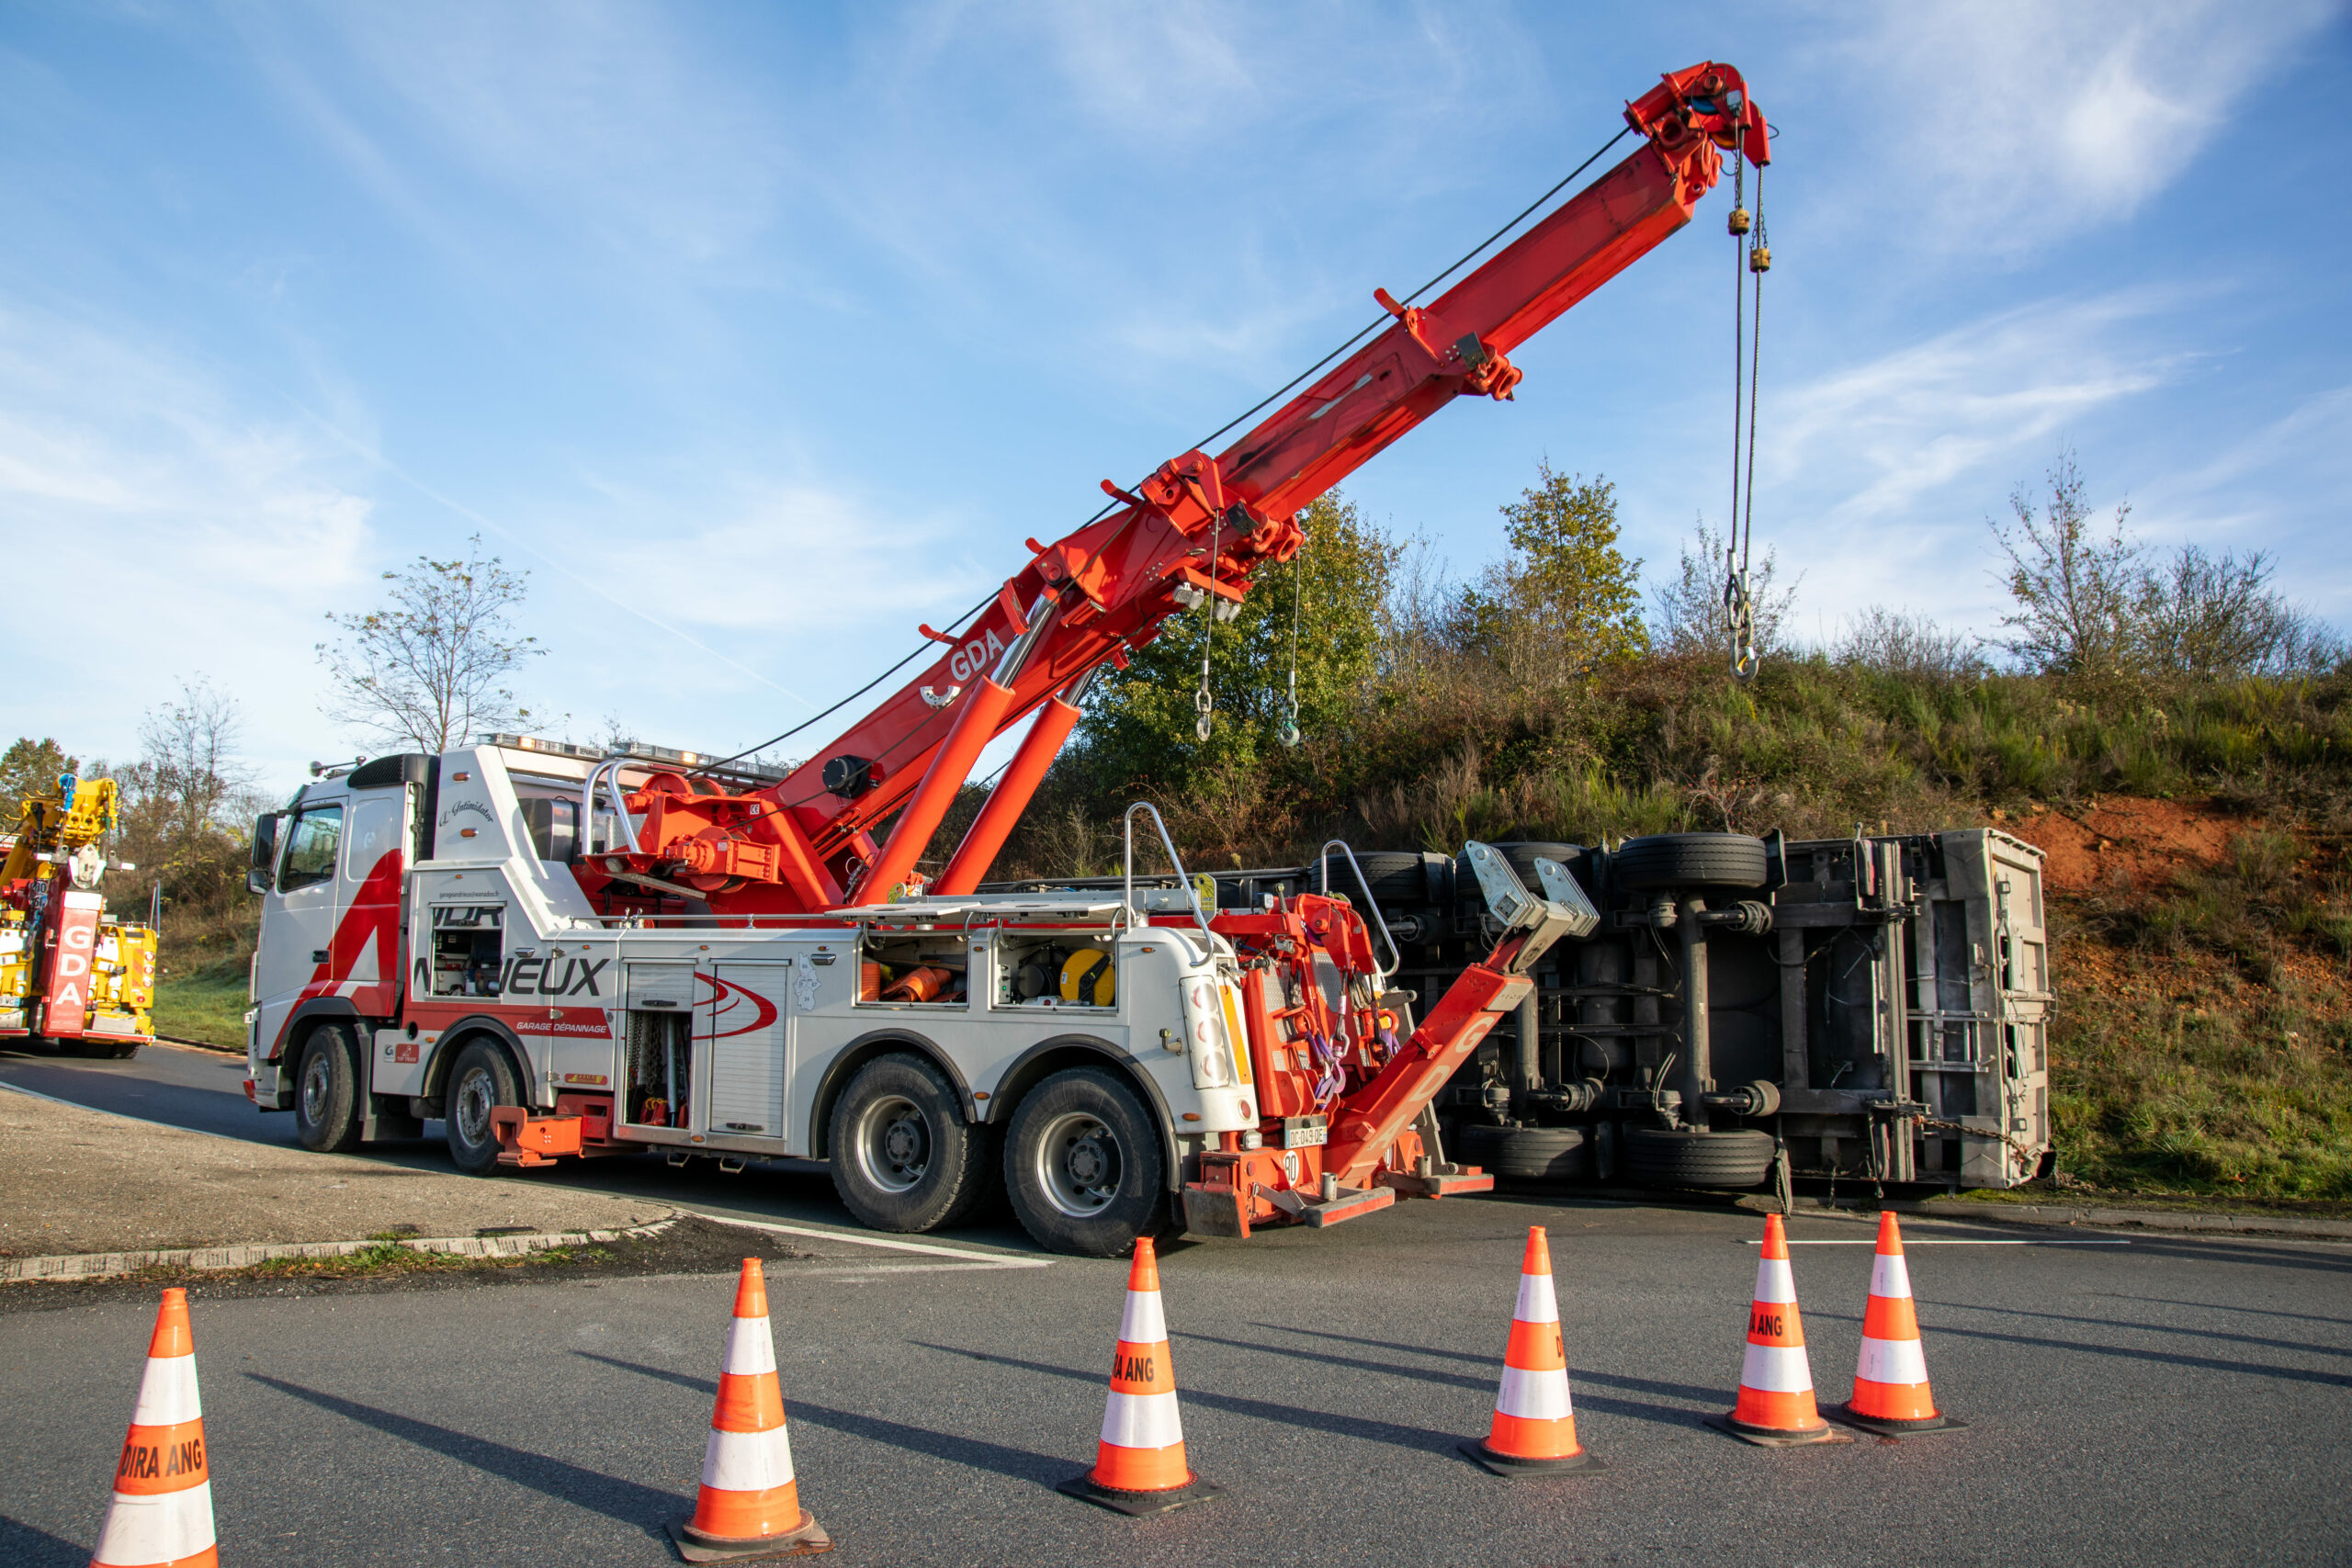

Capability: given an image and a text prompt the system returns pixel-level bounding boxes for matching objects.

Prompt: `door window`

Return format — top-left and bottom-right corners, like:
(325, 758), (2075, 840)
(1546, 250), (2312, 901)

(277, 806), (344, 892)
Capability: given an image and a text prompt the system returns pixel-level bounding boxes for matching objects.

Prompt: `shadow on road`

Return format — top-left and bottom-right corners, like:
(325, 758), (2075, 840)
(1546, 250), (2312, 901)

(0, 1514), (85, 1568)
(245, 1373), (679, 1539)
(918, 1341), (1466, 1455)
(572, 1349), (1071, 1486)
(1215, 1324), (1719, 1427)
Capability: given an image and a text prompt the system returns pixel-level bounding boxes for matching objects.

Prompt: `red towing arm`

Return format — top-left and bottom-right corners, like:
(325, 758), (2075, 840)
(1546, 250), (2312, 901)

(589, 63), (1768, 917)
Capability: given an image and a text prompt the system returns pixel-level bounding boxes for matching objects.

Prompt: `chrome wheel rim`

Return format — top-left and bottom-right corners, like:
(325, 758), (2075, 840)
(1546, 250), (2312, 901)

(1035, 1111), (1121, 1218)
(855, 1094), (931, 1194)
(300, 1048), (333, 1123)
(453, 1066), (496, 1147)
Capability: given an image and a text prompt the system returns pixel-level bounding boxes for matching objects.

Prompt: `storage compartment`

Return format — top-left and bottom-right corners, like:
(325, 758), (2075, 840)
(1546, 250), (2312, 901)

(428, 905), (504, 997)
(623, 1009), (693, 1127)
(855, 930), (971, 1008)
(989, 931), (1117, 1011)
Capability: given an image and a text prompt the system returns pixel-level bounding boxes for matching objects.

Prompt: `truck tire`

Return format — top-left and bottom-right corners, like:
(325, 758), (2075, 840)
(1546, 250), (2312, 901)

(1345, 851), (1435, 904)
(1611, 833), (1769, 891)
(293, 1024), (364, 1153)
(829, 1054), (996, 1235)
(1623, 1125), (1775, 1189)
(445, 1038), (519, 1175)
(1461, 1122), (1592, 1180)
(1004, 1066), (1165, 1258)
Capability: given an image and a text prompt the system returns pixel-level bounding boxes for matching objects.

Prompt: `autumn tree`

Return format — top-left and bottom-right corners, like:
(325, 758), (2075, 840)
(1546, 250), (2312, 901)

(1077, 492), (1393, 795)
(1449, 464), (1646, 682)
(0, 738), (73, 807)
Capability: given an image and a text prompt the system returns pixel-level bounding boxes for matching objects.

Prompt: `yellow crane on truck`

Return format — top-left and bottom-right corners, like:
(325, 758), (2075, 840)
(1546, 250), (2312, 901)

(0, 773), (158, 1057)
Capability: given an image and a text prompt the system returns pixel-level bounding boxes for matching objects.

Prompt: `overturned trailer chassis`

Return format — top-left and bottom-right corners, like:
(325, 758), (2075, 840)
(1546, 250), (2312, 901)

(995, 829), (2052, 1192)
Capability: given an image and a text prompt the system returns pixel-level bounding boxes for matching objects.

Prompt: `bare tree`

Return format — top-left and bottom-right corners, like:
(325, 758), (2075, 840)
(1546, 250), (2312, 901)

(1988, 451), (2143, 679)
(136, 677), (254, 846)
(2138, 545), (2345, 679)
(317, 536), (542, 751)
(1992, 451), (2346, 682)
(1649, 518), (1796, 659)
(107, 677), (267, 919)
(1832, 608), (1988, 679)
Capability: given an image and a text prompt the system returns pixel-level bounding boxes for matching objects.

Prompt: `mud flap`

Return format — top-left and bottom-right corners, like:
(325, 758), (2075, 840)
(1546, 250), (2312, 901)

(361, 1093), (424, 1144)
(1181, 1183), (1251, 1239)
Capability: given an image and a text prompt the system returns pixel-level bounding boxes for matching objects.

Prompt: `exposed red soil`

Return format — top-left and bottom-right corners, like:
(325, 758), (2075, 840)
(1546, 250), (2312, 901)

(2006, 796), (2248, 896)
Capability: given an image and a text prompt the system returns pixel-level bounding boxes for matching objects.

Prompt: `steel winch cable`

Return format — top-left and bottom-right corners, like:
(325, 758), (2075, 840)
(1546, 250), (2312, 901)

(684, 588), (996, 781)
(1723, 148), (1770, 680)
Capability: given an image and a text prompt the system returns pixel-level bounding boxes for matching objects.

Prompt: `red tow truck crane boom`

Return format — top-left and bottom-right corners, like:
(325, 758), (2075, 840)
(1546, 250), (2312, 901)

(584, 63), (1770, 918)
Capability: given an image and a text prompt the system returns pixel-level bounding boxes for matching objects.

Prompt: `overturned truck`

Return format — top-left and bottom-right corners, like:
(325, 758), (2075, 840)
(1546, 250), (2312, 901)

(1000, 828), (2052, 1195)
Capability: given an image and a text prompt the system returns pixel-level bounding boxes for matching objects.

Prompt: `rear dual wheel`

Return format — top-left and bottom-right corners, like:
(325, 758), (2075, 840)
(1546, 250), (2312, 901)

(1004, 1067), (1164, 1258)
(829, 1054), (997, 1235)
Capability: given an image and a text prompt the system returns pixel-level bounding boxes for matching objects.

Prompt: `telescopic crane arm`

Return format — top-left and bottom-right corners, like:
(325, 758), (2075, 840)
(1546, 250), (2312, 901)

(592, 63), (1768, 918)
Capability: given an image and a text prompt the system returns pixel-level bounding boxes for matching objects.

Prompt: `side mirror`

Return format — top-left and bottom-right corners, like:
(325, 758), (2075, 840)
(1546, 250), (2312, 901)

(247, 813), (280, 895)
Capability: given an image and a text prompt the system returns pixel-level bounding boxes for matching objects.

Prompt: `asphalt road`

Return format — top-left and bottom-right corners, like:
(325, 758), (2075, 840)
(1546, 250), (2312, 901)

(5, 1043), (2350, 1566)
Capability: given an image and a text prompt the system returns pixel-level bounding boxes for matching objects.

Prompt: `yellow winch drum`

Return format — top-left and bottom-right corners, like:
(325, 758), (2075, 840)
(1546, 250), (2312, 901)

(1058, 948), (1115, 1007)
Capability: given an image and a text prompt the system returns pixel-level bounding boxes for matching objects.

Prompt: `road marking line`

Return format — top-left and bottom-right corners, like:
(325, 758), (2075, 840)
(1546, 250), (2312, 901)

(686, 1210), (1050, 1265)
(796, 1261), (1052, 1277)
(1741, 1238), (2132, 1247)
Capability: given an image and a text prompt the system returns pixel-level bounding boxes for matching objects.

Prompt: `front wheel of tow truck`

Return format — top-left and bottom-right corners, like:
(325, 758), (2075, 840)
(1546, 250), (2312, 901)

(293, 1023), (364, 1153)
(1004, 1067), (1165, 1258)
(445, 1039), (520, 1175)
(829, 1054), (998, 1234)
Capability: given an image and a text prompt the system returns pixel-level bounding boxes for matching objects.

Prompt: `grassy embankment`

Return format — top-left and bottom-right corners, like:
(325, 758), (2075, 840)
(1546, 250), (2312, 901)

(1009, 654), (2352, 1203)
(148, 906), (256, 1049)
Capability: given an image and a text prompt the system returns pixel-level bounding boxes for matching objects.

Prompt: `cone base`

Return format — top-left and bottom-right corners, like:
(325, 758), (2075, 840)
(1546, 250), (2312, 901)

(1055, 1471), (1222, 1517)
(668, 1510), (832, 1562)
(1457, 1438), (1607, 1477)
(1703, 1412), (1856, 1448)
(1827, 1404), (1967, 1438)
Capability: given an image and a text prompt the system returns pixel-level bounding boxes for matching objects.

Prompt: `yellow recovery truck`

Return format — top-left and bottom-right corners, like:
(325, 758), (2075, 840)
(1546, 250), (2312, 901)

(0, 773), (158, 1057)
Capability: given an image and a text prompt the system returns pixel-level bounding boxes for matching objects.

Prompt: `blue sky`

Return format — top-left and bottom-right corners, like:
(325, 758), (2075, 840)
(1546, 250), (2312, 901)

(6, 1), (2347, 787)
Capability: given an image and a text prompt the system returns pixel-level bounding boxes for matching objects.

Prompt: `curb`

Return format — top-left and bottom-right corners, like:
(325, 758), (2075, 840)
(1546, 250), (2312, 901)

(154, 1034), (243, 1056)
(1, 1216), (679, 1284)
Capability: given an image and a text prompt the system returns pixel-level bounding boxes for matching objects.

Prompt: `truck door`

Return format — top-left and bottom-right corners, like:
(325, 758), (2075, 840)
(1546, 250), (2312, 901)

(253, 795), (345, 1058)
(698, 962), (792, 1147)
(341, 795), (403, 1013)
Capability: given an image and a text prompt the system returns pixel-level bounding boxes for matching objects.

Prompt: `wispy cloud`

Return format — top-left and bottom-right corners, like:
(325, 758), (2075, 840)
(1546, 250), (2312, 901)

(0, 299), (377, 773)
(1768, 289), (2188, 525)
(1821, 0), (2336, 252)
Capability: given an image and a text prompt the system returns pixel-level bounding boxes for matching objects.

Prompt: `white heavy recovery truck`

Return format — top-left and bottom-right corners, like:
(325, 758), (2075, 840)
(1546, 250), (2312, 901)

(244, 740), (1574, 1255)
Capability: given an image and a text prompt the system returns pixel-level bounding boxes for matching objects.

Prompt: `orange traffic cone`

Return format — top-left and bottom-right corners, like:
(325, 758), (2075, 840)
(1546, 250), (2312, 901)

(668, 1259), (831, 1561)
(90, 1287), (218, 1568)
(1057, 1236), (1220, 1516)
(1832, 1211), (1964, 1437)
(1461, 1226), (1603, 1475)
(1704, 1213), (1850, 1447)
